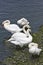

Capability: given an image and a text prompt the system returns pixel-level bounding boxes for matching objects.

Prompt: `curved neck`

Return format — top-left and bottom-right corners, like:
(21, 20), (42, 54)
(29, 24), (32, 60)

(4, 23), (10, 26)
(26, 29), (31, 37)
(23, 25), (30, 34)
(4, 23), (10, 29)
(22, 25), (32, 37)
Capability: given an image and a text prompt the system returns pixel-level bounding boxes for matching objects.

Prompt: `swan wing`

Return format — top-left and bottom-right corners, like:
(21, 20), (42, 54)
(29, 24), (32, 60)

(10, 41), (20, 45)
(11, 33), (29, 44)
(11, 32), (32, 43)
(4, 24), (22, 33)
(11, 32), (27, 38)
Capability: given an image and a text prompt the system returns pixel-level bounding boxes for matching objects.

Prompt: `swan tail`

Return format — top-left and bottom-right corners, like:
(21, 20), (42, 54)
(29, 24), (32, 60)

(8, 38), (20, 46)
(10, 41), (20, 45)
(8, 37), (14, 41)
(37, 48), (42, 55)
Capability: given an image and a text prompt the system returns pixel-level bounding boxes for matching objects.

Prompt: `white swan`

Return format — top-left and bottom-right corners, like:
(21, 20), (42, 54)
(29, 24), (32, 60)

(17, 18), (29, 26)
(2, 20), (22, 33)
(28, 43), (42, 55)
(28, 42), (38, 48)
(2, 20), (31, 34)
(8, 27), (32, 47)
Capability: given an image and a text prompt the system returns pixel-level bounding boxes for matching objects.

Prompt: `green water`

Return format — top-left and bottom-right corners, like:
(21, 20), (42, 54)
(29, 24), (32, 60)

(0, 25), (43, 65)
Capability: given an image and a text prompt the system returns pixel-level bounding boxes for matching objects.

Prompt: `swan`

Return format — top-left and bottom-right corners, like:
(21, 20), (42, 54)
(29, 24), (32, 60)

(2, 20), (22, 33)
(28, 42), (38, 48)
(2, 20), (31, 34)
(8, 26), (32, 47)
(28, 43), (42, 55)
(17, 18), (29, 26)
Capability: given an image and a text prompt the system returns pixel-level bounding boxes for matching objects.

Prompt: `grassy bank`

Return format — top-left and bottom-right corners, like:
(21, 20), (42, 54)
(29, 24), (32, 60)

(1, 25), (43, 65)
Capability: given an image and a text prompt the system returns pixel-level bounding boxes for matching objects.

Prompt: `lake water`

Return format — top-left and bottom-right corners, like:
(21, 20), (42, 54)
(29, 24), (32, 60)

(0, 0), (43, 61)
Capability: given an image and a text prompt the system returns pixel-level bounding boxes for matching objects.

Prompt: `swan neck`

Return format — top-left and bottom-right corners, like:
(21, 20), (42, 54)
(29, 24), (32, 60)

(26, 31), (30, 37)
(4, 23), (9, 26)
(26, 29), (32, 38)
(3, 23), (10, 29)
(23, 25), (29, 34)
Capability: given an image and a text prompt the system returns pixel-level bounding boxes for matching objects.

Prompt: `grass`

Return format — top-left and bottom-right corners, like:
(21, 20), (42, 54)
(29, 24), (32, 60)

(1, 25), (43, 65)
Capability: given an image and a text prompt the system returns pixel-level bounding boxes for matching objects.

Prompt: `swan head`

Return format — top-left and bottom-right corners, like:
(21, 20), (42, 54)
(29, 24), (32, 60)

(27, 29), (31, 33)
(28, 42), (38, 48)
(2, 20), (10, 25)
(25, 26), (31, 31)
(22, 24), (31, 34)
(17, 18), (29, 26)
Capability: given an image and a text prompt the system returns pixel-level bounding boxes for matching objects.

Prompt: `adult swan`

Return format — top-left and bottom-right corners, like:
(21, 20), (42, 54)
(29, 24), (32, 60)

(2, 20), (22, 34)
(2, 20), (30, 34)
(8, 25), (32, 47)
(17, 18), (29, 26)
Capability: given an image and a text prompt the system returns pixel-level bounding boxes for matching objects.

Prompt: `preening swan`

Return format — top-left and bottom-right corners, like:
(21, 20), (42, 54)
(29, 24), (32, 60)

(17, 18), (29, 26)
(2, 20), (31, 34)
(8, 28), (32, 47)
(28, 42), (38, 48)
(2, 20), (22, 33)
(28, 43), (42, 55)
